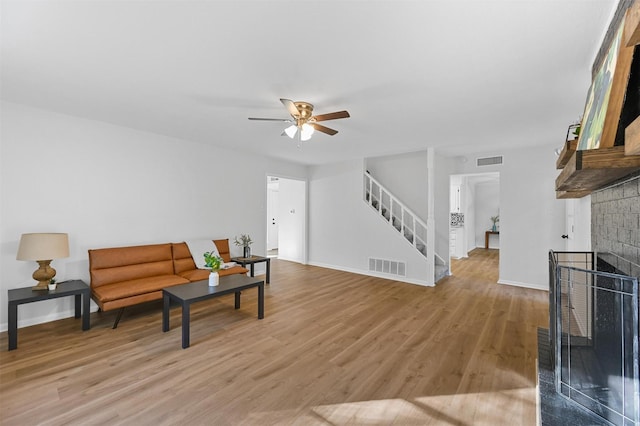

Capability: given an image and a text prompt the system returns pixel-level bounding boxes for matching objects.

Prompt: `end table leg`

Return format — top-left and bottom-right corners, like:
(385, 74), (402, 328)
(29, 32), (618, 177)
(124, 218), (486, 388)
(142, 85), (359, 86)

(258, 283), (264, 319)
(266, 258), (271, 284)
(162, 292), (170, 332)
(182, 303), (190, 349)
(235, 291), (241, 309)
(250, 263), (255, 277)
(8, 303), (17, 351)
(74, 294), (81, 319)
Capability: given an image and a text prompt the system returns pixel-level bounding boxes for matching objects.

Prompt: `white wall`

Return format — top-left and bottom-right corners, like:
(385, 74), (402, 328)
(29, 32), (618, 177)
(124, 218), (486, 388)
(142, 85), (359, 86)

(277, 178), (306, 263)
(462, 177), (474, 254)
(435, 153), (456, 265)
(452, 145), (566, 290)
(474, 180), (500, 248)
(308, 159), (430, 285)
(365, 151), (429, 220)
(0, 102), (307, 330)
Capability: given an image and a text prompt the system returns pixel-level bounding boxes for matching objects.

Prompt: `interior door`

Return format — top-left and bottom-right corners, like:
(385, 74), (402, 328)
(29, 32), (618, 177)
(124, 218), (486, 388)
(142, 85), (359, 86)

(267, 187), (279, 250)
(565, 199), (576, 250)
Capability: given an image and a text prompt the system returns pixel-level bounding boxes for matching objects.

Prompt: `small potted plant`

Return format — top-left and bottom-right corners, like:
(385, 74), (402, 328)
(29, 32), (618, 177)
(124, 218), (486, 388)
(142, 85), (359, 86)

(491, 215), (499, 232)
(48, 278), (57, 291)
(234, 234), (253, 258)
(203, 251), (223, 287)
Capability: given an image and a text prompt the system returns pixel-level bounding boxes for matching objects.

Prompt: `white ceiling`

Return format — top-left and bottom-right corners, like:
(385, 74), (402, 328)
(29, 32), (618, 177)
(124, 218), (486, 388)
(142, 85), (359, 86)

(1, 0), (617, 166)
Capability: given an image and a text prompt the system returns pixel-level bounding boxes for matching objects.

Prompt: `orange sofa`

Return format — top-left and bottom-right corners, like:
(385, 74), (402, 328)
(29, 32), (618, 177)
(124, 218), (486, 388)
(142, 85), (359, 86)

(88, 239), (248, 328)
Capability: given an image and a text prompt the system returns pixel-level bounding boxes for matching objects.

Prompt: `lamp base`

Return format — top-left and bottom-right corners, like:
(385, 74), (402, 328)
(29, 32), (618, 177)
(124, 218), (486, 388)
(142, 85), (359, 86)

(32, 260), (56, 291)
(32, 281), (50, 291)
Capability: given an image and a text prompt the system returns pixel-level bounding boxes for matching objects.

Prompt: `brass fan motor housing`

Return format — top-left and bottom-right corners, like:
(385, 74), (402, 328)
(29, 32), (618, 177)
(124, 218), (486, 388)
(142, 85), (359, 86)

(293, 102), (314, 120)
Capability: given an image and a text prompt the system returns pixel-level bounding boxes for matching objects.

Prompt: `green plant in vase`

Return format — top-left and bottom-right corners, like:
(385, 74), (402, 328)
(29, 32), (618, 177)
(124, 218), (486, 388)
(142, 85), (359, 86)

(234, 234), (253, 258)
(490, 215), (499, 232)
(204, 251), (223, 287)
(203, 251), (222, 272)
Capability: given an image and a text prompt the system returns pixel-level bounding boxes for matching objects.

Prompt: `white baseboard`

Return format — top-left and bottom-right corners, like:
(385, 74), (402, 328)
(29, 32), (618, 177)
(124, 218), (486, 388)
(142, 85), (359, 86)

(307, 261), (434, 287)
(0, 306), (100, 333)
(498, 279), (548, 291)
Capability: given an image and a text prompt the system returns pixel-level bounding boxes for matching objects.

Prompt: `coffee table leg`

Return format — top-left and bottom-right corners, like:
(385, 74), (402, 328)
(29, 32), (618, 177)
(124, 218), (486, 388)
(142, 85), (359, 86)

(235, 291), (241, 309)
(258, 283), (264, 319)
(250, 263), (255, 277)
(182, 302), (190, 349)
(162, 292), (170, 332)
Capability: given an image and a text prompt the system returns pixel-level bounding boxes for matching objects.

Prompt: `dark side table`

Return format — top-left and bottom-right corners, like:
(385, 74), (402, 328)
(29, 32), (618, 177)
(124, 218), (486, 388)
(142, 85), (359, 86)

(7, 279), (90, 350)
(231, 255), (270, 284)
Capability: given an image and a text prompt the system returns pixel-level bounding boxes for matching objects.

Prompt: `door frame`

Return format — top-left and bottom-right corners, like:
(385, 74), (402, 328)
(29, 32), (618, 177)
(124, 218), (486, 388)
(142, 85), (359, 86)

(265, 173), (308, 265)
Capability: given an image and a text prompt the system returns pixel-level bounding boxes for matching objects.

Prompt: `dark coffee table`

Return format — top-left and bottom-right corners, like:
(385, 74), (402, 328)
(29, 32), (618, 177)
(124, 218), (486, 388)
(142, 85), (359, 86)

(162, 274), (264, 349)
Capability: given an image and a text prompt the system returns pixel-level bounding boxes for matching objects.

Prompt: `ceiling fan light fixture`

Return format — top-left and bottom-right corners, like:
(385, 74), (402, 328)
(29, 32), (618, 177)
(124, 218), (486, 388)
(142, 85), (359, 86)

(284, 124), (298, 139)
(301, 123), (314, 141)
(249, 98), (349, 141)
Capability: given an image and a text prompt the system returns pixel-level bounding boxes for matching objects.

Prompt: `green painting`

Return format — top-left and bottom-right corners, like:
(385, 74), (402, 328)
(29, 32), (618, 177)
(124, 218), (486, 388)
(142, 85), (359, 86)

(578, 21), (625, 150)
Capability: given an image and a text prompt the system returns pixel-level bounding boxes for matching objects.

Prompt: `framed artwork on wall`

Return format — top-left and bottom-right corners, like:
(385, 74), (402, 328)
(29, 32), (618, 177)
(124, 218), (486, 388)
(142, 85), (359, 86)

(578, 15), (634, 151)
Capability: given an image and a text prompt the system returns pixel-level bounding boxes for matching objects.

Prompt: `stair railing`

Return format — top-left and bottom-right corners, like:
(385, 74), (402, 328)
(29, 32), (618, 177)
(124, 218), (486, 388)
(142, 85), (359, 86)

(363, 172), (428, 257)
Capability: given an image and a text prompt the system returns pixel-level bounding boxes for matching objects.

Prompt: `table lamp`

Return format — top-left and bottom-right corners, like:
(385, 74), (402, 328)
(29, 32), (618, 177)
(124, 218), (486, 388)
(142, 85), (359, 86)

(16, 233), (70, 291)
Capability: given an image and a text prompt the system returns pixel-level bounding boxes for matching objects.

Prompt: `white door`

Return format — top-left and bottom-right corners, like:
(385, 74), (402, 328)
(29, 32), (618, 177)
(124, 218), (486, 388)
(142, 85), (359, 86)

(564, 196), (591, 251)
(565, 199), (575, 250)
(267, 187), (279, 250)
(277, 178), (306, 263)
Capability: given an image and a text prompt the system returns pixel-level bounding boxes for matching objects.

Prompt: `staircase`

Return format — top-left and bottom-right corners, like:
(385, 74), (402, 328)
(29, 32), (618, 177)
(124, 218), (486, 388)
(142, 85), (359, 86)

(364, 171), (447, 285)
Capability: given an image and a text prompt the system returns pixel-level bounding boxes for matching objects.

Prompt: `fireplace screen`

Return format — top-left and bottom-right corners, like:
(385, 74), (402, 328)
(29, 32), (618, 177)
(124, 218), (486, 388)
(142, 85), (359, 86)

(552, 253), (639, 426)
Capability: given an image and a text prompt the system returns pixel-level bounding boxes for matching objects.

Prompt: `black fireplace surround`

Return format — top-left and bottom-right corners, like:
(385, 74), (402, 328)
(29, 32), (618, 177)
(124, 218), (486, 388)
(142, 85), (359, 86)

(547, 251), (639, 426)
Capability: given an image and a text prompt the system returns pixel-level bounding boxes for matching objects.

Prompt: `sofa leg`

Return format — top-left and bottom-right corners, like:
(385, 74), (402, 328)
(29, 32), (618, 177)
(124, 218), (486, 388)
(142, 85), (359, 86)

(112, 308), (125, 329)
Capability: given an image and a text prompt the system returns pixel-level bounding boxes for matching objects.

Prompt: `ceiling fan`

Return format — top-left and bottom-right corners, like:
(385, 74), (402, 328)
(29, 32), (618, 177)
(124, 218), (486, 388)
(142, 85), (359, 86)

(249, 98), (350, 142)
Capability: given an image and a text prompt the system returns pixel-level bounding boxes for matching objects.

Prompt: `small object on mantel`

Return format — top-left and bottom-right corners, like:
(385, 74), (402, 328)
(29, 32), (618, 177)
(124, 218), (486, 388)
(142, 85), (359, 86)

(625, 115), (640, 156)
(556, 139), (578, 169)
(555, 146), (640, 198)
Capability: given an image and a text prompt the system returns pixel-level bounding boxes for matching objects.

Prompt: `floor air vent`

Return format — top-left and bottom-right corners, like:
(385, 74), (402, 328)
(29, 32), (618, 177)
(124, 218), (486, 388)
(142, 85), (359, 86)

(368, 258), (406, 277)
(476, 155), (503, 166)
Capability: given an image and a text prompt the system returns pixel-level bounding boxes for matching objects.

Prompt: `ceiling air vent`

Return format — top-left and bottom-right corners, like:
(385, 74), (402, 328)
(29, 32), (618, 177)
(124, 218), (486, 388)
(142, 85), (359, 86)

(476, 156), (503, 167)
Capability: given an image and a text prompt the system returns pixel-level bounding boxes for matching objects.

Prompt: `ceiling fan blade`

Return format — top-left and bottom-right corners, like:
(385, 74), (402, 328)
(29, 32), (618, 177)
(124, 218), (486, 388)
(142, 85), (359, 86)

(310, 123), (338, 136)
(312, 110), (350, 122)
(248, 117), (292, 122)
(280, 98), (300, 118)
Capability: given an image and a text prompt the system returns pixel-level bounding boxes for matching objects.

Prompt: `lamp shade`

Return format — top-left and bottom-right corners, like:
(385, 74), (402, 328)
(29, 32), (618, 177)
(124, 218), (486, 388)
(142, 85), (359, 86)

(300, 123), (315, 141)
(16, 233), (69, 261)
(284, 124), (298, 139)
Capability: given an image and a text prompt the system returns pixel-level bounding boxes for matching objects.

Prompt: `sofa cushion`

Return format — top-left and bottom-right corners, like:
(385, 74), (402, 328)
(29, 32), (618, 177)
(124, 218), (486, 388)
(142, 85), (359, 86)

(213, 239), (233, 263)
(172, 241), (248, 281)
(92, 274), (189, 303)
(171, 242), (196, 275)
(89, 243), (175, 288)
(172, 240), (234, 272)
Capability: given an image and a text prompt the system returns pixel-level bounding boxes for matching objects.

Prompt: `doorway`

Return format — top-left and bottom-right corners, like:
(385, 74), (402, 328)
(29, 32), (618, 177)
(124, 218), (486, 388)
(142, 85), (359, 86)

(449, 172), (500, 275)
(266, 175), (307, 264)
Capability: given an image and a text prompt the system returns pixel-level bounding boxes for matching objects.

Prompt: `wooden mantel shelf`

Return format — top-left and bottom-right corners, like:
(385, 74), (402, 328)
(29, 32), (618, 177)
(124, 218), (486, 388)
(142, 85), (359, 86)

(555, 146), (640, 198)
(556, 139), (578, 169)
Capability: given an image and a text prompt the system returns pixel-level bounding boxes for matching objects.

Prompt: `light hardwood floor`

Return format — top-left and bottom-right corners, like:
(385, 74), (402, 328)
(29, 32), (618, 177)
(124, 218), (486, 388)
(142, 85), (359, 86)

(0, 249), (548, 425)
